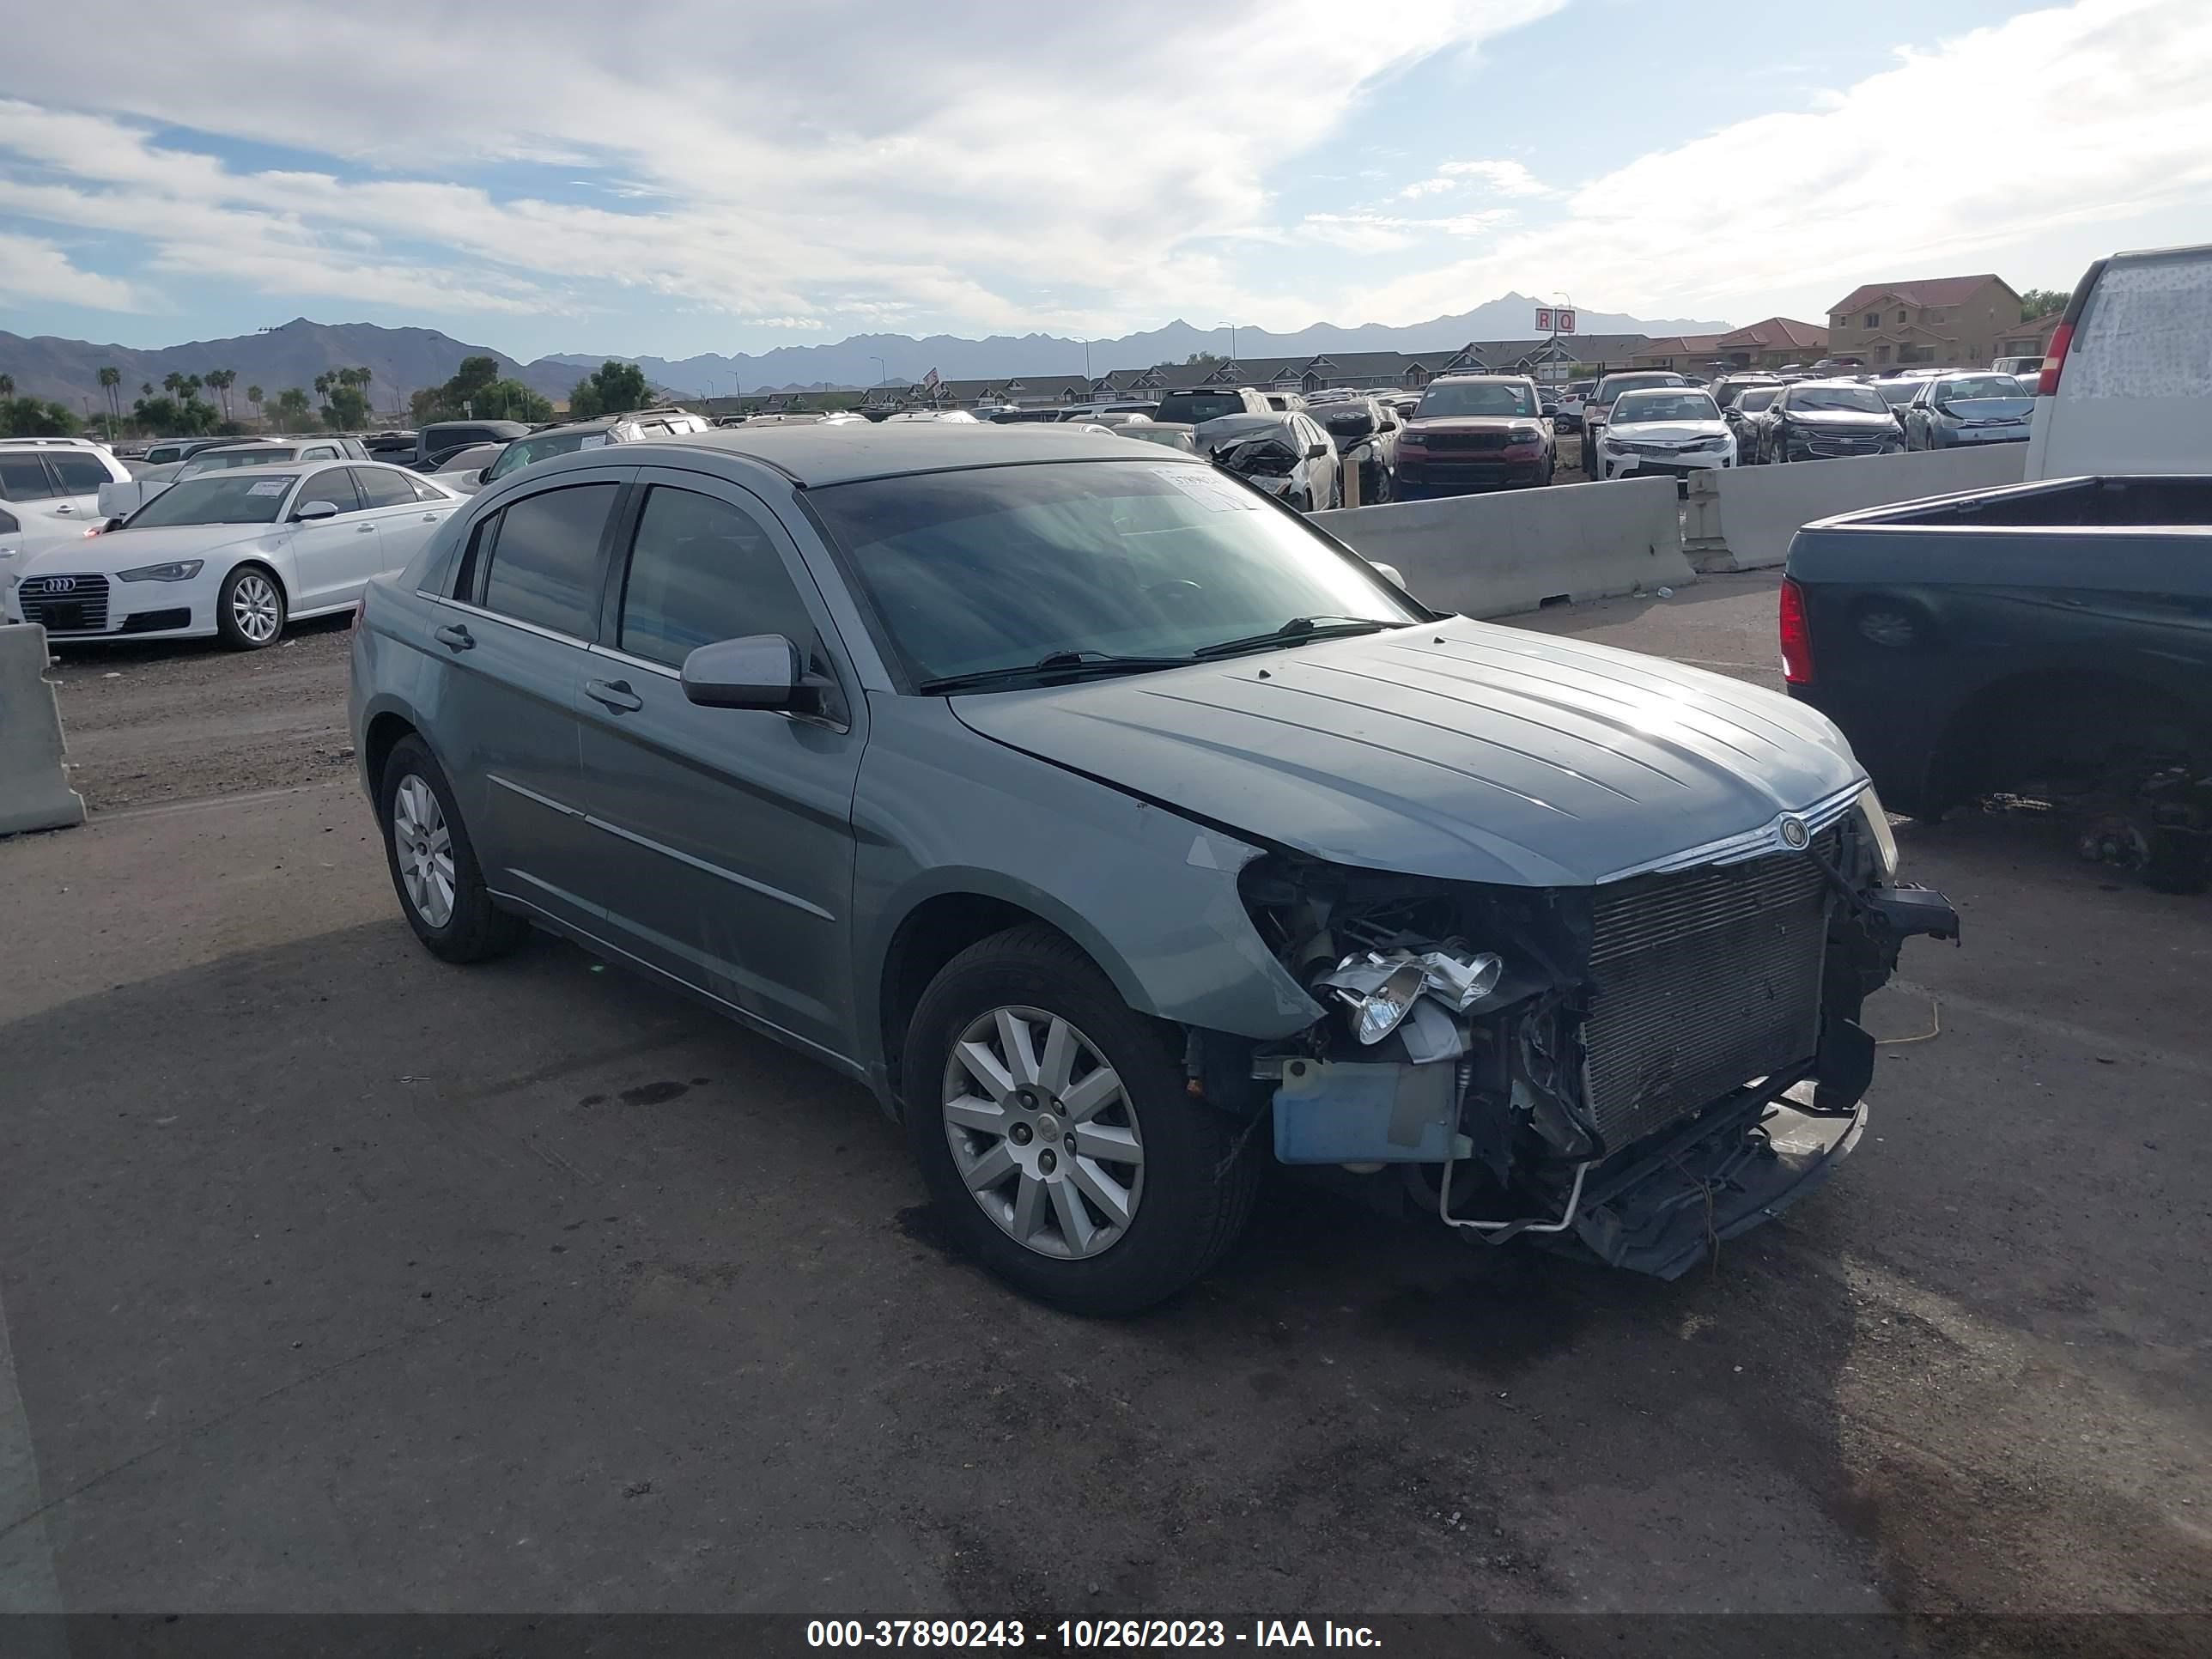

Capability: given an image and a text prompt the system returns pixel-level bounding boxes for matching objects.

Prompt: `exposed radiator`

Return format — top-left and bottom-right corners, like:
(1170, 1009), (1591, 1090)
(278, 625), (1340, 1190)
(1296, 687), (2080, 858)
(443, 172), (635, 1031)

(1579, 837), (1833, 1149)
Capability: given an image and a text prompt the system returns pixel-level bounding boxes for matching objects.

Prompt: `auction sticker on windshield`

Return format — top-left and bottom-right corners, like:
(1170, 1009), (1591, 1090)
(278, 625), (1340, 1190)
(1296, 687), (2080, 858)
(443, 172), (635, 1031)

(1152, 465), (1258, 511)
(246, 480), (289, 495)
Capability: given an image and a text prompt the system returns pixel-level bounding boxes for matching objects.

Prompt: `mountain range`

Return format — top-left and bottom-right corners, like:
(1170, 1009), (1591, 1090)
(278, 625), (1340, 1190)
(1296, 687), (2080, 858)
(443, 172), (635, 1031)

(2, 295), (1732, 415)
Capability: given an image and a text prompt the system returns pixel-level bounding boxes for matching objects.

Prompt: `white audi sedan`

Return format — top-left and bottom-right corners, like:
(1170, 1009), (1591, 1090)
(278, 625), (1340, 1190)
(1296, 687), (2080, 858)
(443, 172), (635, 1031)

(4, 460), (463, 650)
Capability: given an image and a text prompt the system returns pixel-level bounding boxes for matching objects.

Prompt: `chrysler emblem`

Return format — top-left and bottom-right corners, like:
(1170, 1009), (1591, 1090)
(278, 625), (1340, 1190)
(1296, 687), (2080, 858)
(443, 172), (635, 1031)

(1779, 815), (1810, 849)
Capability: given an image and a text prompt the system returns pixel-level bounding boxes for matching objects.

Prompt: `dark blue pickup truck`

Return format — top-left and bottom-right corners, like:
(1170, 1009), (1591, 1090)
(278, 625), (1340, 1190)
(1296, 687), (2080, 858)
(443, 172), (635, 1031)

(1784, 476), (2212, 889)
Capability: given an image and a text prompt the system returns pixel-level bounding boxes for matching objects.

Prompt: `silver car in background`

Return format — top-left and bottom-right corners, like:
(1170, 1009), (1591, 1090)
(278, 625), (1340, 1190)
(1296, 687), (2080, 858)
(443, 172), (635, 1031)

(350, 426), (1955, 1314)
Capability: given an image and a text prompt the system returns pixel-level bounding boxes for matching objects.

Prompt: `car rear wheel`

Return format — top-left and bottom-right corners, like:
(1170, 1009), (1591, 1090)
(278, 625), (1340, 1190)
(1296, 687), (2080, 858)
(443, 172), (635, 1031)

(378, 734), (528, 963)
(216, 565), (286, 650)
(905, 924), (1260, 1316)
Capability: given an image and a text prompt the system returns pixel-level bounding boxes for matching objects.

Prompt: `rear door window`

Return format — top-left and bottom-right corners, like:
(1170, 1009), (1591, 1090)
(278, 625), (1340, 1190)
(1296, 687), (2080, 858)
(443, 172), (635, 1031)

(48, 454), (113, 494)
(0, 456), (58, 501)
(615, 484), (815, 669)
(355, 467), (418, 509)
(479, 483), (619, 638)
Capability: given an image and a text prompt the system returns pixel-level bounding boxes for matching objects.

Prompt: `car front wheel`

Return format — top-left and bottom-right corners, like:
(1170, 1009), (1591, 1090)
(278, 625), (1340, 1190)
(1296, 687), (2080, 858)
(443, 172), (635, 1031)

(216, 564), (287, 650)
(905, 925), (1260, 1316)
(378, 734), (529, 963)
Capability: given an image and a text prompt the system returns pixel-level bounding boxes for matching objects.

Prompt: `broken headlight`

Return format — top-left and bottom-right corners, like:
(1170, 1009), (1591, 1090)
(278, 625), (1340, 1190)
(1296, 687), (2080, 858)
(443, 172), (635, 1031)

(1856, 786), (1899, 879)
(1314, 945), (1504, 1048)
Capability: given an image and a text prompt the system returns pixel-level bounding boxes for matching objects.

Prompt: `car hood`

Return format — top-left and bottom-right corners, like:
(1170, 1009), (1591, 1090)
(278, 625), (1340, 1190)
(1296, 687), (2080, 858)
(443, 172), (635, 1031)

(1782, 409), (1895, 430)
(949, 616), (1864, 888)
(18, 521), (276, 577)
(1936, 396), (2033, 422)
(1405, 416), (1530, 434)
(1607, 419), (1729, 443)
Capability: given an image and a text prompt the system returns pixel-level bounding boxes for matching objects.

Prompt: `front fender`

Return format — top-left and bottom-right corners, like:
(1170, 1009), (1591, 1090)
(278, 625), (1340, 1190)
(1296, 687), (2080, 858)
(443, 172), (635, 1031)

(851, 696), (1326, 1079)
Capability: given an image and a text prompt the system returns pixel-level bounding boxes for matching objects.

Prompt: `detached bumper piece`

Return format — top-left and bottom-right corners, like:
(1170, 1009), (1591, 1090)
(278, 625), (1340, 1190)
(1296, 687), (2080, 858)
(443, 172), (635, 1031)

(1551, 1079), (1865, 1279)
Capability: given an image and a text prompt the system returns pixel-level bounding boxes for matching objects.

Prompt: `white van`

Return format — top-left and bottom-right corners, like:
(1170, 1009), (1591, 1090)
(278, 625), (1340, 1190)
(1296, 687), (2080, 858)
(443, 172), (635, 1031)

(2025, 241), (2212, 479)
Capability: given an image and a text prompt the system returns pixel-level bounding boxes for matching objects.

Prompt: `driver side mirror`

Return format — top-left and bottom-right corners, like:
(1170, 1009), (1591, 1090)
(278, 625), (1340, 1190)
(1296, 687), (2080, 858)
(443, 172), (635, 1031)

(476, 468), (492, 484)
(1304, 441), (1330, 459)
(293, 500), (340, 522)
(1541, 402), (1559, 417)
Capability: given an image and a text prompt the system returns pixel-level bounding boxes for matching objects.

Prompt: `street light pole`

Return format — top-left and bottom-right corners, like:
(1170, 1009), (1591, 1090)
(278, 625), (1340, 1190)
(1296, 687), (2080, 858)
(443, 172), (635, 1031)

(871, 355), (887, 388)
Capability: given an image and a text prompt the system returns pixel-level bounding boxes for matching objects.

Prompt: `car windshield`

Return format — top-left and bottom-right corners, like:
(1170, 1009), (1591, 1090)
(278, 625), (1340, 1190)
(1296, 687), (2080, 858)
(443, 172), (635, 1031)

(1597, 375), (1679, 403)
(180, 448), (298, 475)
(1735, 387), (1779, 413)
(811, 461), (1419, 689)
(126, 473), (296, 527)
(1938, 375), (2029, 403)
(1115, 426), (1194, 449)
(1414, 381), (1536, 418)
(1613, 392), (1719, 423)
(1155, 391), (1249, 424)
(488, 429), (603, 480)
(1789, 384), (1887, 414)
(1872, 380), (1923, 405)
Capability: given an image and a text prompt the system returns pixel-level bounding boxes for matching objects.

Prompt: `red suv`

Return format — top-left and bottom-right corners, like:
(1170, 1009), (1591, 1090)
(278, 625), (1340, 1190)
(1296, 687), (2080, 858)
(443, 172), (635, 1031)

(1393, 374), (1554, 496)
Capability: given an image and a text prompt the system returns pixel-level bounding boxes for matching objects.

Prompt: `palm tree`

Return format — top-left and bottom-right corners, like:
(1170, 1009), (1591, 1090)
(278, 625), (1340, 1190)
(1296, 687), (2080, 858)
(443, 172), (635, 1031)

(246, 384), (264, 423)
(312, 372), (331, 410)
(358, 365), (374, 417)
(204, 368), (236, 422)
(0, 374), (14, 400)
(140, 382), (154, 399)
(97, 366), (121, 428)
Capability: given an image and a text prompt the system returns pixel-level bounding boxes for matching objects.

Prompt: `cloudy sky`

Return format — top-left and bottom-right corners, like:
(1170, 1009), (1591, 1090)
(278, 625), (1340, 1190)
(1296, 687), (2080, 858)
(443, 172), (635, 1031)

(2, 0), (2209, 360)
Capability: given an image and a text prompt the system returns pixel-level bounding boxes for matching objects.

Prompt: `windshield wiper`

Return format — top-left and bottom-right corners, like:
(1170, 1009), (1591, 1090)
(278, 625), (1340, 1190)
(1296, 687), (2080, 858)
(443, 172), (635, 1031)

(1191, 616), (1407, 659)
(916, 650), (1194, 696)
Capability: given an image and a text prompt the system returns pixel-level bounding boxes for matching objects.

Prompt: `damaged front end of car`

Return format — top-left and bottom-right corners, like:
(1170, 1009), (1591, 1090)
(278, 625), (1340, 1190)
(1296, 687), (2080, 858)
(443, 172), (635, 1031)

(1194, 787), (1959, 1279)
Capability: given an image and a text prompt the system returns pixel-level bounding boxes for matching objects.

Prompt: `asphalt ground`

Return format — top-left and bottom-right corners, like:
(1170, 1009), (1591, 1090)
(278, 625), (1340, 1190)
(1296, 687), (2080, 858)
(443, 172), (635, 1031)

(3, 574), (2207, 1650)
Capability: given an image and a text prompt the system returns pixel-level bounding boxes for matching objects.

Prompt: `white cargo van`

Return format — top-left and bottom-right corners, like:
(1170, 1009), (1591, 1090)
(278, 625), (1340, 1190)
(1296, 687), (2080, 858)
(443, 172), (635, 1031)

(2025, 241), (2212, 479)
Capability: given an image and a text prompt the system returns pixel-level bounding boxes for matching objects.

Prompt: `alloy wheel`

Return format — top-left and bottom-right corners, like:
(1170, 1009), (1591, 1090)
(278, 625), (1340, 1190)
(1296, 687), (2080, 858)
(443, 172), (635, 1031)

(392, 774), (456, 928)
(230, 573), (281, 642)
(941, 1006), (1145, 1260)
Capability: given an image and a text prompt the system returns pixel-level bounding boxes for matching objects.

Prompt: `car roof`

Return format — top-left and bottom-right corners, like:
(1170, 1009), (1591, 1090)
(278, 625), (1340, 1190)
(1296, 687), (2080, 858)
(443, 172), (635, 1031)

(1427, 373), (1532, 385)
(553, 423), (1168, 488)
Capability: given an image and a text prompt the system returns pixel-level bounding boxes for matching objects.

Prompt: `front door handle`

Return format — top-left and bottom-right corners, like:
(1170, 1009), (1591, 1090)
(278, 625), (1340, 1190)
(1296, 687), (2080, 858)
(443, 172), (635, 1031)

(434, 623), (474, 652)
(356, 524), (375, 534)
(586, 678), (644, 714)
(52, 504), (74, 515)
(422, 514), (441, 522)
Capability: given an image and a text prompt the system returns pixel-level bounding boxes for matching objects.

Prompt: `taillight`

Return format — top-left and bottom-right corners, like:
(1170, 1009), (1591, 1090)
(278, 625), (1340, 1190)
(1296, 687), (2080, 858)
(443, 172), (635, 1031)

(1779, 577), (1813, 685)
(2036, 320), (2073, 397)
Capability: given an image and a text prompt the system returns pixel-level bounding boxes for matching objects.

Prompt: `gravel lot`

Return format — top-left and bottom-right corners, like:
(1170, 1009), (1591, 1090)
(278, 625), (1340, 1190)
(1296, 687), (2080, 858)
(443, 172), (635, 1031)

(5, 575), (2208, 1647)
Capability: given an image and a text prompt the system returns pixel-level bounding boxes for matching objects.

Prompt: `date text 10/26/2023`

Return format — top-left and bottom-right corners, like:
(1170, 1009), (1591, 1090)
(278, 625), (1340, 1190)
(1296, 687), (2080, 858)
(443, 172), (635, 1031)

(806, 1620), (1382, 1650)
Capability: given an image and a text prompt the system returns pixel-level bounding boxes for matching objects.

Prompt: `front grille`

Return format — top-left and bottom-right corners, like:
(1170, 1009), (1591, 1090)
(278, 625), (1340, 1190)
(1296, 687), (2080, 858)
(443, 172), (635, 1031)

(1423, 431), (1510, 453)
(17, 574), (111, 634)
(1579, 836), (1833, 1149)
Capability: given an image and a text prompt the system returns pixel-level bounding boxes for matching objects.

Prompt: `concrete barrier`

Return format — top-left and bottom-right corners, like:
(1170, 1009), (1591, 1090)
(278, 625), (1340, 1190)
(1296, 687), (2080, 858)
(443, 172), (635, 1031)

(0, 624), (86, 836)
(1314, 475), (1692, 620)
(1682, 445), (2027, 572)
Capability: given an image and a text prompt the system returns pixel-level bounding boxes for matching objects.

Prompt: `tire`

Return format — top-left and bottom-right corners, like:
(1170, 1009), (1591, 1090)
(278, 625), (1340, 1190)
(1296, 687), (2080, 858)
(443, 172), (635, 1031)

(904, 924), (1261, 1316)
(216, 563), (287, 651)
(377, 734), (529, 963)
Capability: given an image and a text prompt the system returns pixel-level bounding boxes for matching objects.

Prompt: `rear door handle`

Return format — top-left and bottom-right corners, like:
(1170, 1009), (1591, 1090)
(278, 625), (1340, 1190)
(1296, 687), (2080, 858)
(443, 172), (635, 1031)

(586, 678), (644, 714)
(434, 623), (474, 652)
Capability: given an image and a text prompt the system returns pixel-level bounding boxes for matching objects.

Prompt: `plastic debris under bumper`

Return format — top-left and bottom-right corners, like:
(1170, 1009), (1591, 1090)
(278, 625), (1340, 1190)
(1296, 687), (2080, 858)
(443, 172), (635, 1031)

(1551, 1082), (1865, 1280)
